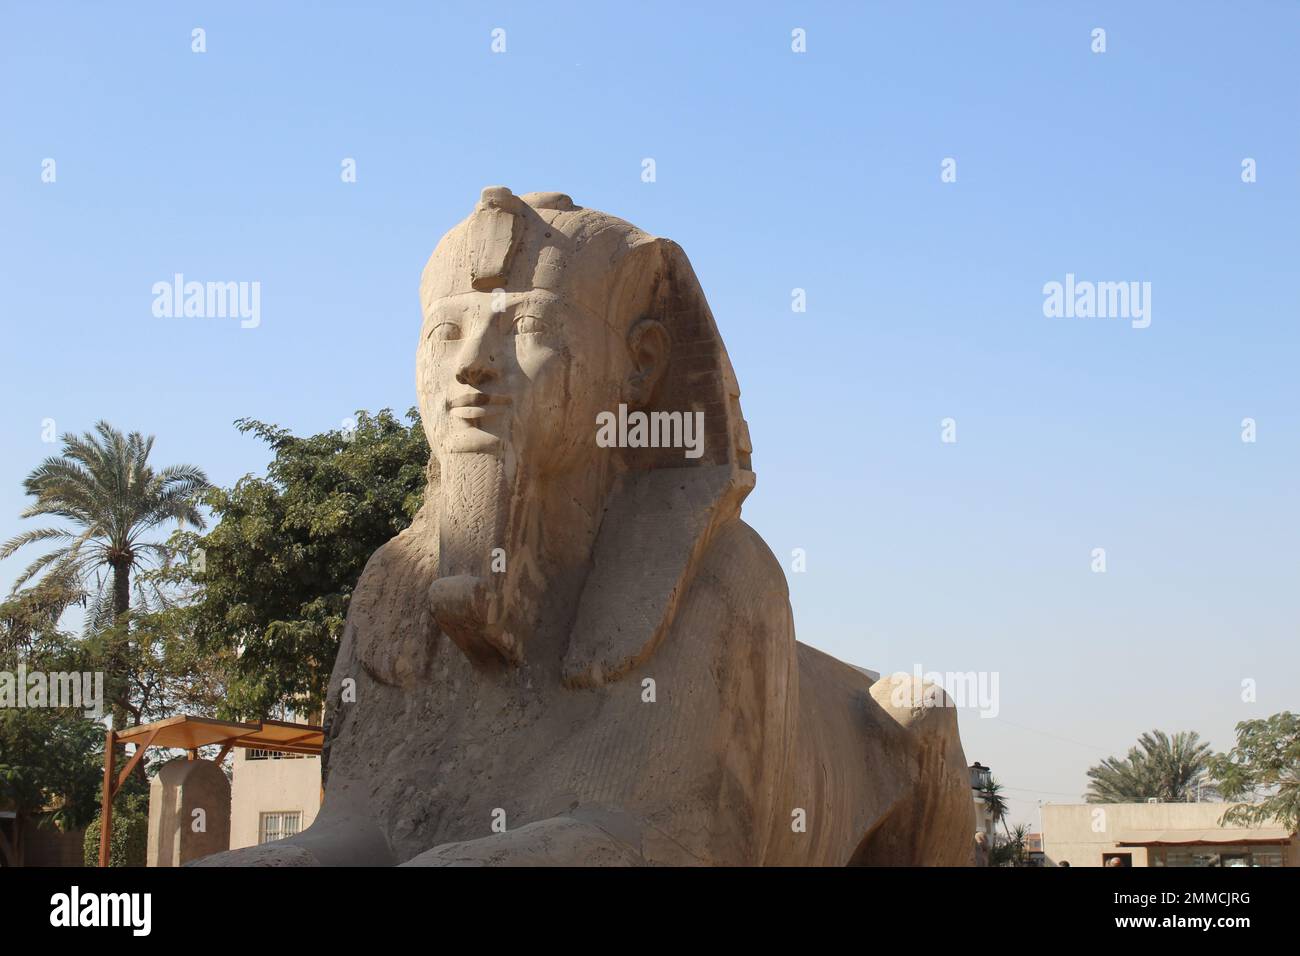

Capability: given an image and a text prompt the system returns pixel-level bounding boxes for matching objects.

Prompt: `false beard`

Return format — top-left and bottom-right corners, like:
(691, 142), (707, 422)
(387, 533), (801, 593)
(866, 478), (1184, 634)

(428, 450), (520, 664)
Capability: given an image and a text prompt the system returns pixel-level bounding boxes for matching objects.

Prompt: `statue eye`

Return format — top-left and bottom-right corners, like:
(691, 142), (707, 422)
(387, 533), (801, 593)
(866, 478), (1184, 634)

(428, 321), (462, 342)
(512, 314), (550, 336)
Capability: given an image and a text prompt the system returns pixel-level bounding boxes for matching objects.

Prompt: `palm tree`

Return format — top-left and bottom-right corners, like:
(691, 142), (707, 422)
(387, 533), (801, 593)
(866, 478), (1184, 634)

(990, 822), (1031, 867)
(1, 422), (208, 727)
(1007, 822), (1030, 866)
(979, 777), (1012, 838)
(1086, 730), (1212, 803)
(1, 421), (208, 622)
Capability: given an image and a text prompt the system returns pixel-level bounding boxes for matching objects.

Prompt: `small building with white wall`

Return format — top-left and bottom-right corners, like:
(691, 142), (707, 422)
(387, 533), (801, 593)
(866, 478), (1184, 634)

(229, 746), (322, 849)
(1041, 801), (1297, 867)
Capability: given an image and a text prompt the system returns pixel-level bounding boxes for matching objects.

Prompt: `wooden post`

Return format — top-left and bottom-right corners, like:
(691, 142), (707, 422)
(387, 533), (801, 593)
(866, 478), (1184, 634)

(98, 729), (116, 867)
(116, 729), (160, 793)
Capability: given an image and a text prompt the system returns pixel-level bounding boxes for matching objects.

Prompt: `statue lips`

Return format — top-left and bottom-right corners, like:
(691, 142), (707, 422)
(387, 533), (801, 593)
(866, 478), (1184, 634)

(446, 392), (511, 423)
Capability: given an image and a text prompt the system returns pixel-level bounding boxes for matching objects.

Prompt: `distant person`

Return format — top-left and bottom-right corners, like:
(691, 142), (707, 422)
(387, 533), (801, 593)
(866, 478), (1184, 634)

(1058, 860), (1070, 867)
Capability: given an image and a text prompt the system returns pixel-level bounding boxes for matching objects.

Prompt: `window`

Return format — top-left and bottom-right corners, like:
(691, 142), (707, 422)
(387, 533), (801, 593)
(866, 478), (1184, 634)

(1150, 844), (1286, 867)
(1251, 847), (1284, 867)
(259, 811), (302, 844)
(246, 749), (305, 761)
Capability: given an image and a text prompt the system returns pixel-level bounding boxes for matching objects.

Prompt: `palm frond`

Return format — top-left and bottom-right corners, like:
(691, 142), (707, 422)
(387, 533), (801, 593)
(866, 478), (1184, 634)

(0, 526), (77, 561)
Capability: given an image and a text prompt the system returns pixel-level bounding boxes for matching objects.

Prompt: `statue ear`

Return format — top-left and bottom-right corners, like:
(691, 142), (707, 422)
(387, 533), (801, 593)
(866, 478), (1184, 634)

(625, 318), (670, 408)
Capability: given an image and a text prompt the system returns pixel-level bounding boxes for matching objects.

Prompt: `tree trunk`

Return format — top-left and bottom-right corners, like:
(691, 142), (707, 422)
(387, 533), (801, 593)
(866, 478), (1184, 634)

(106, 558), (143, 786)
(111, 560), (130, 622)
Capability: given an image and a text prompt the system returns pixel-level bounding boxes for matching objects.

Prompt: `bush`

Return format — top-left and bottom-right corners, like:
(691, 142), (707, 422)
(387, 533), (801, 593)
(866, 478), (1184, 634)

(82, 792), (148, 867)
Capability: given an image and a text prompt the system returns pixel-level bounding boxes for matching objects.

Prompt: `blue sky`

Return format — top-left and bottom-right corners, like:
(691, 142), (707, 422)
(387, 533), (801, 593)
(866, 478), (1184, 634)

(2, 2), (1297, 827)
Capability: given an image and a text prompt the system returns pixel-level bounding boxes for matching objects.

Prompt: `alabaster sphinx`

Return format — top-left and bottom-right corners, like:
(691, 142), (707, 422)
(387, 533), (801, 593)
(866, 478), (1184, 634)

(201, 187), (974, 866)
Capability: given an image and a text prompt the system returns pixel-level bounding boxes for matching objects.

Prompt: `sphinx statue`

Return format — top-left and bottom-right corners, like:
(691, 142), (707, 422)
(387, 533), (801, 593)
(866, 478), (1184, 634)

(199, 187), (975, 866)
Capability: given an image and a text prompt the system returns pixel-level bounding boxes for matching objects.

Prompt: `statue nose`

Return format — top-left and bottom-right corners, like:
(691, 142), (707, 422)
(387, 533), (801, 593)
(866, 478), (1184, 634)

(455, 357), (498, 387)
(453, 325), (501, 387)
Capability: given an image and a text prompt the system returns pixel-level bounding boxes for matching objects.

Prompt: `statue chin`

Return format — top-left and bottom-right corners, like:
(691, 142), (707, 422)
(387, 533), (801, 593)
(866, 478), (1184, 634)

(443, 430), (501, 455)
(427, 574), (518, 665)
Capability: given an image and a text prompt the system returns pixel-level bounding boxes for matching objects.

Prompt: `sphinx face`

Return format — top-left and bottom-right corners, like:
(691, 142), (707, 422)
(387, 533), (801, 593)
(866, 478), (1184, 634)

(416, 284), (626, 662)
(417, 287), (622, 475)
(411, 186), (696, 663)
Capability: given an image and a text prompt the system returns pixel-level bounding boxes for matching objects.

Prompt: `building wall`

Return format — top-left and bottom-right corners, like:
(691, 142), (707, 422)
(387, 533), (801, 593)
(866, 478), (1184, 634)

(228, 748), (322, 850)
(18, 818), (85, 866)
(1041, 802), (1296, 867)
(973, 795), (996, 839)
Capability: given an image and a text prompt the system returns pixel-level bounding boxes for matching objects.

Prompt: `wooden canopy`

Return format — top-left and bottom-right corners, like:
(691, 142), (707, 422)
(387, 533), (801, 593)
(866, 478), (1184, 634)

(114, 715), (324, 756)
(99, 715), (324, 866)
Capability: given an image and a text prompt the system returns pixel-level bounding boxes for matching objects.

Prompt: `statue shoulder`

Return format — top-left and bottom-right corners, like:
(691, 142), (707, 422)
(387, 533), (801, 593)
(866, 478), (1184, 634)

(347, 505), (440, 687)
(675, 518), (795, 660)
(696, 518), (790, 603)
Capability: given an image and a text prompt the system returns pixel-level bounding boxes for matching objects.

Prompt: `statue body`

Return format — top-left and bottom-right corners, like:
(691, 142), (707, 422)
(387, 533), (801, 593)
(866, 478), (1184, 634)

(200, 188), (974, 867)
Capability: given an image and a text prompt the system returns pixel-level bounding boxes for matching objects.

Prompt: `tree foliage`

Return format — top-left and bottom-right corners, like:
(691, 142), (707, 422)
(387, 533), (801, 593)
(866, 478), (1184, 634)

(979, 776), (1011, 837)
(0, 710), (104, 832)
(0, 581), (104, 831)
(82, 791), (149, 867)
(1210, 712), (1300, 834)
(105, 557), (234, 727)
(1086, 729), (1212, 803)
(190, 409), (427, 717)
(0, 421), (208, 731)
(0, 423), (218, 834)
(0, 420), (207, 614)
(991, 822), (1031, 867)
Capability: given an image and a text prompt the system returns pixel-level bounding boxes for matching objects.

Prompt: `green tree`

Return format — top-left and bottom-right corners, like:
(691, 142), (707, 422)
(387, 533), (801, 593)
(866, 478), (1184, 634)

(0, 421), (208, 620)
(1210, 713), (1300, 834)
(1086, 729), (1212, 803)
(82, 791), (149, 867)
(0, 579), (104, 838)
(191, 409), (427, 718)
(0, 422), (208, 730)
(0, 566), (85, 656)
(979, 776), (1011, 838)
(79, 553), (233, 730)
(990, 822), (1030, 867)
(0, 710), (103, 832)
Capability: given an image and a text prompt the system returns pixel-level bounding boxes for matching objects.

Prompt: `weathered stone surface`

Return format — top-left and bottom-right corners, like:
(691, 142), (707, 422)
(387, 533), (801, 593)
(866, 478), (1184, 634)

(195, 187), (974, 867)
(148, 757), (230, 866)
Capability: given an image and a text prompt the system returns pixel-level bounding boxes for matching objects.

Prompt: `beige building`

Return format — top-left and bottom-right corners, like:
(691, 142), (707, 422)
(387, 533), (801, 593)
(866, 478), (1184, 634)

(1041, 802), (1298, 867)
(228, 746), (322, 850)
(97, 715), (325, 865)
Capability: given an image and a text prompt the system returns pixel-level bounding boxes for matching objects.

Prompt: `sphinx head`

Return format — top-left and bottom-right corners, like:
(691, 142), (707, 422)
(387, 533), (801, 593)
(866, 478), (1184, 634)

(416, 187), (671, 480)
(414, 187), (752, 671)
